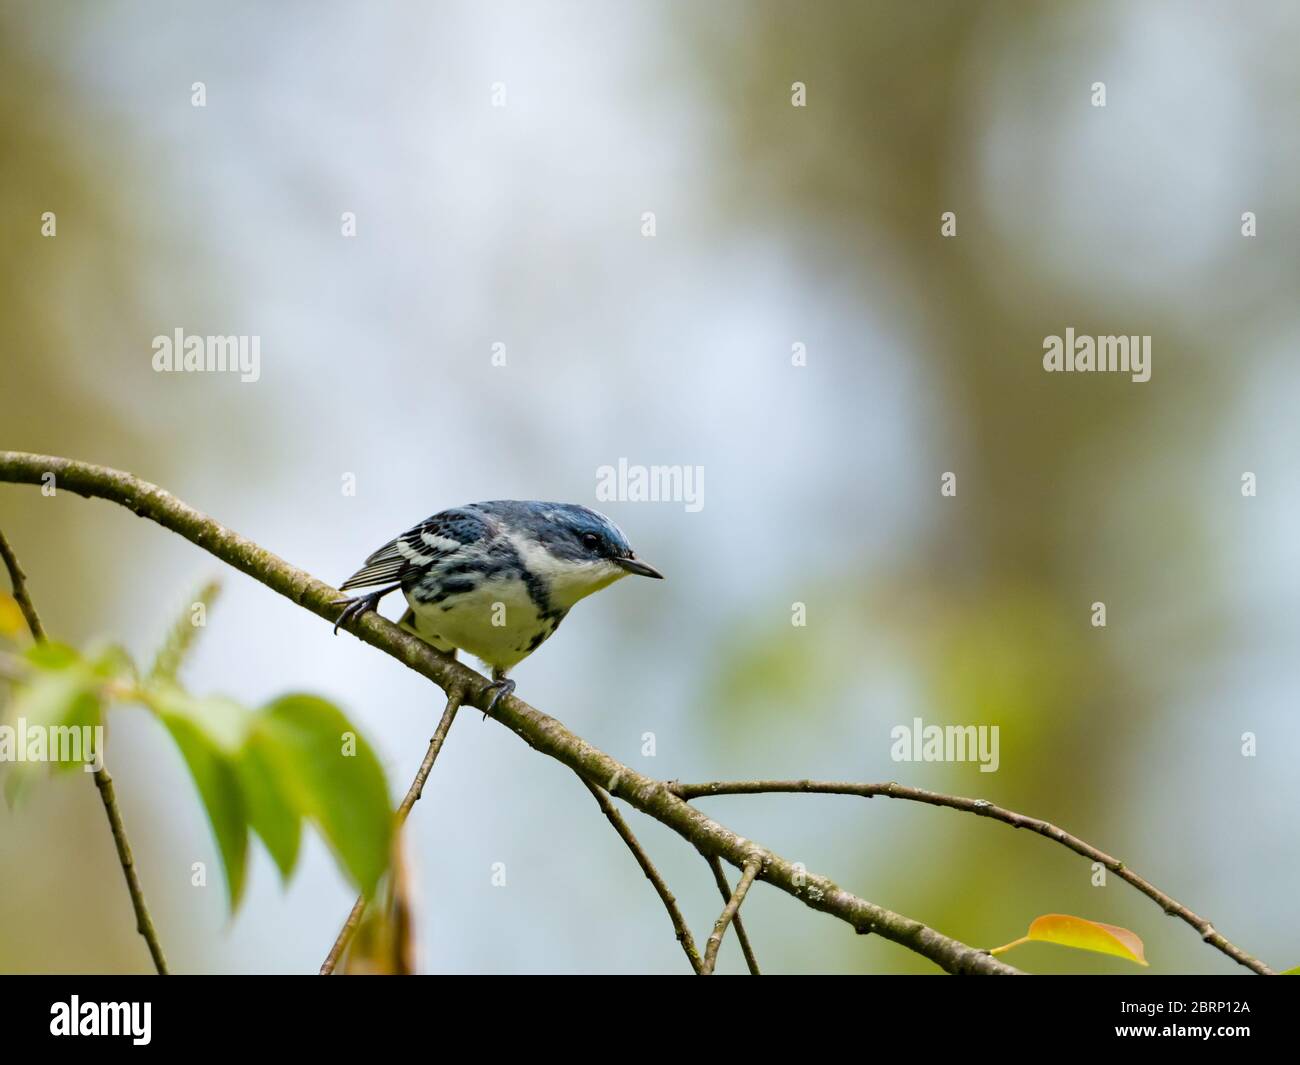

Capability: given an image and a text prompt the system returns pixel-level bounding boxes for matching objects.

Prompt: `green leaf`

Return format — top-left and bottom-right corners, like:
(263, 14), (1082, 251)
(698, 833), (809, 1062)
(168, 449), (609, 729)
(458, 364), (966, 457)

(6, 627), (393, 908)
(159, 711), (248, 908)
(87, 643), (137, 683)
(1, 642), (136, 805)
(236, 729), (301, 880)
(147, 684), (390, 905)
(23, 640), (82, 671)
(153, 686), (251, 908)
(4, 643), (104, 783)
(257, 694), (392, 898)
(9, 670), (101, 743)
(150, 685), (250, 752)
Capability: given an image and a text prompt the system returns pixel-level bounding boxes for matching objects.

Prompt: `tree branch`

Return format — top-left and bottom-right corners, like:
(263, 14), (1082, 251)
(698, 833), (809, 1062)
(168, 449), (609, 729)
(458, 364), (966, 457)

(0, 452), (1020, 974)
(581, 778), (703, 973)
(0, 527), (47, 641)
(1, 523), (169, 975)
(705, 855), (760, 974)
(701, 859), (760, 975)
(668, 779), (1274, 976)
(321, 690), (463, 975)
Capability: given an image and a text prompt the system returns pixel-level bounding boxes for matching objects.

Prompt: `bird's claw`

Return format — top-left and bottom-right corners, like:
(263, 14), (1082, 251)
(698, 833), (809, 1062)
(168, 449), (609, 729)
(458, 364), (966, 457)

(333, 591), (383, 635)
(480, 677), (516, 719)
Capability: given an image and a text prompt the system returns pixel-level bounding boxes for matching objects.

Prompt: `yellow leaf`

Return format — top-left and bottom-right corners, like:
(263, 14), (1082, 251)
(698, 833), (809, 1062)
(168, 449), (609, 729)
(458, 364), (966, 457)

(990, 913), (1148, 966)
(0, 594), (26, 638)
(344, 832), (416, 975)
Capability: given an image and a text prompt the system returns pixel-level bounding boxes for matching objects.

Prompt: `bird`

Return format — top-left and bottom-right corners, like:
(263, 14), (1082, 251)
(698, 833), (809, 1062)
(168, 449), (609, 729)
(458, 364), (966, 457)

(332, 501), (663, 714)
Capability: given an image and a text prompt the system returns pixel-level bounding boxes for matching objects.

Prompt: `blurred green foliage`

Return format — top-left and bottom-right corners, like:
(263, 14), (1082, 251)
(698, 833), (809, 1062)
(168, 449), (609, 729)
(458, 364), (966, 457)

(1, 601), (394, 910)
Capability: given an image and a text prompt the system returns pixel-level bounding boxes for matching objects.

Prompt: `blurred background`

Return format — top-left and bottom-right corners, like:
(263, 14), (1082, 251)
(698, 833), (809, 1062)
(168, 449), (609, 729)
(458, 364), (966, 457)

(2, 0), (1298, 974)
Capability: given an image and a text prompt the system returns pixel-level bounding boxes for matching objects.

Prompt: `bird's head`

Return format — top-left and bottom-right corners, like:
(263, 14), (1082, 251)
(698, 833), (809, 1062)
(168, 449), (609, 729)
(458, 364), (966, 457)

(482, 501), (663, 609)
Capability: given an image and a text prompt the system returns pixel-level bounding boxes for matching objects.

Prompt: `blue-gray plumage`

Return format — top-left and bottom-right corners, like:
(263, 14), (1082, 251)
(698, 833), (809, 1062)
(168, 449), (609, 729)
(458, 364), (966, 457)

(333, 501), (663, 712)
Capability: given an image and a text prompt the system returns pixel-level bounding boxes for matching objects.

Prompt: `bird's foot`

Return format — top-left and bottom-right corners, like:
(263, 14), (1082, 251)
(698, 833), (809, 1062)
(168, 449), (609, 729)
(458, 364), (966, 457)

(479, 676), (516, 719)
(332, 590), (386, 635)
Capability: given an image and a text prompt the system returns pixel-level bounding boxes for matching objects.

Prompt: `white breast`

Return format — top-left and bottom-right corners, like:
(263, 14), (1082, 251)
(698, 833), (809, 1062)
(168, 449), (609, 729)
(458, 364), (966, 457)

(403, 574), (553, 673)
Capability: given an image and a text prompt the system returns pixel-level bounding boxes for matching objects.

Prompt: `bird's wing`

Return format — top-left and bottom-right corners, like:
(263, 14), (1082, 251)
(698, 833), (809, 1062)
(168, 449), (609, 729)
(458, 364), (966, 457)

(339, 507), (495, 591)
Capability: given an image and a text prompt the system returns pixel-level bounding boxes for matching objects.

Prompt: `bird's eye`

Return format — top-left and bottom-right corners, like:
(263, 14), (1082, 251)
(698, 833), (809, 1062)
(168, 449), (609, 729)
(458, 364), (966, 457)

(581, 532), (602, 551)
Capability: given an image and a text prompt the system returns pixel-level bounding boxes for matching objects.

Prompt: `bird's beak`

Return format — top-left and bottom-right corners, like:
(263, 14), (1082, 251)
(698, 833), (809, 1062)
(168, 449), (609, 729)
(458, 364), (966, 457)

(615, 556), (664, 579)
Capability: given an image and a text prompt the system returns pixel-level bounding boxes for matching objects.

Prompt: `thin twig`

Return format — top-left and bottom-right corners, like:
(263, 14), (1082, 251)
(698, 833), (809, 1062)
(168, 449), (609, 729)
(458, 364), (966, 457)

(320, 896), (367, 976)
(706, 855), (760, 974)
(669, 779), (1274, 976)
(320, 690), (462, 974)
(92, 767), (170, 974)
(0, 452), (1023, 974)
(0, 524), (169, 974)
(0, 527), (46, 641)
(580, 777), (703, 974)
(701, 859), (761, 975)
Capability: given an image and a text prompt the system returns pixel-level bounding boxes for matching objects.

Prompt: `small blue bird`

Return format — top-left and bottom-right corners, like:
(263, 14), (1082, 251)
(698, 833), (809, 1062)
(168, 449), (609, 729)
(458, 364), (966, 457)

(333, 501), (663, 712)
